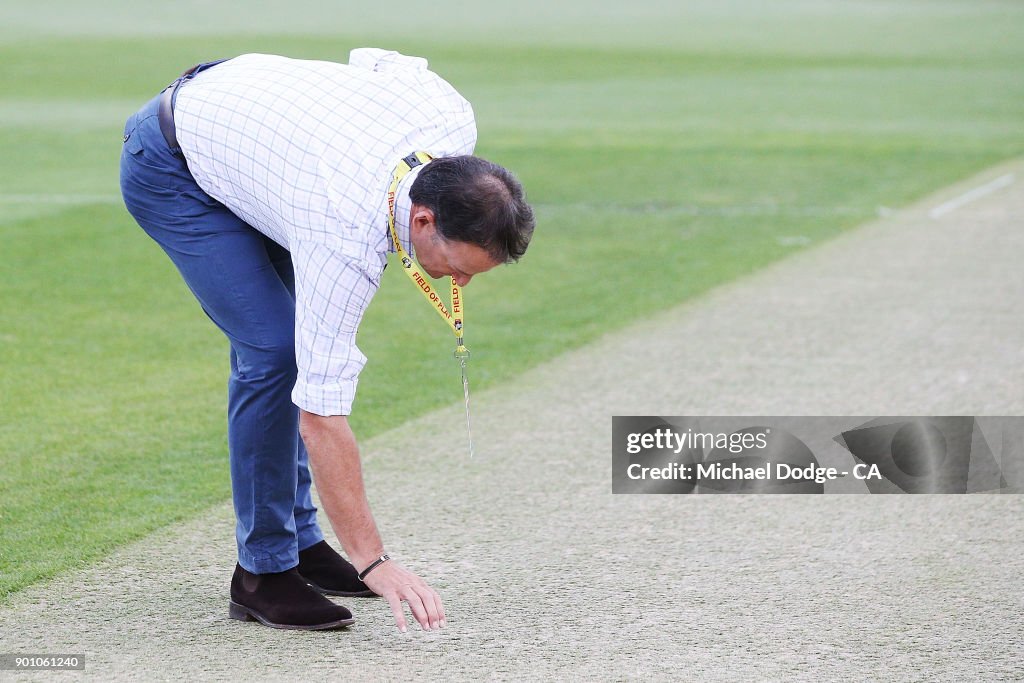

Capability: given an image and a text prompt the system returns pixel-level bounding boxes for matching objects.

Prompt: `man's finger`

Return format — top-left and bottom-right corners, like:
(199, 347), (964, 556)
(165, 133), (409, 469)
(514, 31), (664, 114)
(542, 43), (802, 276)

(401, 588), (433, 630)
(383, 592), (408, 633)
(429, 587), (446, 628)
(417, 585), (443, 630)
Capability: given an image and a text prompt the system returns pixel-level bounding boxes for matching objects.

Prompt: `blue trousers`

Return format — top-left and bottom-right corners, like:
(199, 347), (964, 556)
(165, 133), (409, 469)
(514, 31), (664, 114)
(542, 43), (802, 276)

(119, 93), (324, 574)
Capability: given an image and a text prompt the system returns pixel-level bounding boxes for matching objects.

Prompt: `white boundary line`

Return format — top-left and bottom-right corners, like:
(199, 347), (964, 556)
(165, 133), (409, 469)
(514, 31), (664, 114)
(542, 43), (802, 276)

(928, 173), (1015, 219)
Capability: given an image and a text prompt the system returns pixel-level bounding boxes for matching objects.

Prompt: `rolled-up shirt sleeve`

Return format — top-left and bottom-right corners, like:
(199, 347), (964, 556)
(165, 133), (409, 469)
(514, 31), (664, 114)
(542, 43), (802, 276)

(290, 240), (382, 416)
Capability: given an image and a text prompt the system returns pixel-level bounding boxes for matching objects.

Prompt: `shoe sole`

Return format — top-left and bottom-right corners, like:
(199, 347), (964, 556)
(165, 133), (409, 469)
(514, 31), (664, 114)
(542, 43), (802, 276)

(229, 601), (355, 630)
(303, 579), (377, 598)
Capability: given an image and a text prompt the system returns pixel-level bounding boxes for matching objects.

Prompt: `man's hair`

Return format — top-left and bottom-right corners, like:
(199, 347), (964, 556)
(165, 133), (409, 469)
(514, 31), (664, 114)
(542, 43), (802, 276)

(409, 156), (535, 263)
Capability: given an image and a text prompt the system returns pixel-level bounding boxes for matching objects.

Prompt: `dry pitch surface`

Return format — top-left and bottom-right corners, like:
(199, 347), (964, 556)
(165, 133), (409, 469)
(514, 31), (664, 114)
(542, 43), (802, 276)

(1, 161), (1022, 681)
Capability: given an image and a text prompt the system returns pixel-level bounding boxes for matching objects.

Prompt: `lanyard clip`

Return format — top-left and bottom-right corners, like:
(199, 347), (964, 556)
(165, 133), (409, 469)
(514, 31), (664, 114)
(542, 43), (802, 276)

(454, 344), (470, 360)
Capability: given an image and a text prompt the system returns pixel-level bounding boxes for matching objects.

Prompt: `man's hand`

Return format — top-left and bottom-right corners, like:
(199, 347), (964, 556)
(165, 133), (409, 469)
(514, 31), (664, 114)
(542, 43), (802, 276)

(298, 410), (445, 633)
(361, 559), (446, 632)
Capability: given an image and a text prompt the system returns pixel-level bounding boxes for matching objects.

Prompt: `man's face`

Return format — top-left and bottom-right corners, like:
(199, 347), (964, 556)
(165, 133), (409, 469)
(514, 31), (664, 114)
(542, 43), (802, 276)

(409, 208), (501, 287)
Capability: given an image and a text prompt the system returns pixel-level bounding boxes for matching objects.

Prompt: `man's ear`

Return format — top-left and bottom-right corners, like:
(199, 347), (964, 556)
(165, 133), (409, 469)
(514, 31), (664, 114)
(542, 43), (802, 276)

(409, 204), (436, 238)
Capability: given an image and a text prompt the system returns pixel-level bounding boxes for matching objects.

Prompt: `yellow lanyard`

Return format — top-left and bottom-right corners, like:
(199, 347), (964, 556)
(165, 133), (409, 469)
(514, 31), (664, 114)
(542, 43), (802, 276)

(387, 152), (475, 456)
(386, 152), (467, 356)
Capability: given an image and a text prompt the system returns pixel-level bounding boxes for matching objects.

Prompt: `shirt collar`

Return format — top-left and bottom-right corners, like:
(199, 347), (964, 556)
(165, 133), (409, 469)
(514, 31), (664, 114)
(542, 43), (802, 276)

(391, 162), (427, 257)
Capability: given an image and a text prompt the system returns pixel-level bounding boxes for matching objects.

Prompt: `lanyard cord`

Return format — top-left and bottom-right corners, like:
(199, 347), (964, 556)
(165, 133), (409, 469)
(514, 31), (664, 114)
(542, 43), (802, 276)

(386, 152), (468, 358)
(387, 152), (475, 456)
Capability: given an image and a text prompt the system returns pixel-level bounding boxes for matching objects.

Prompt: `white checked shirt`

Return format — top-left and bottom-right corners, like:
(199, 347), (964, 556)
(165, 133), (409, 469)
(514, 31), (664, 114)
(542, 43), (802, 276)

(172, 50), (477, 416)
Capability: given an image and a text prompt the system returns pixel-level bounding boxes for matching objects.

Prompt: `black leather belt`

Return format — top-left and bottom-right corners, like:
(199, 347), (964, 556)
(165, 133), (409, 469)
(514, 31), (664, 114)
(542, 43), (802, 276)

(157, 85), (180, 153)
(157, 59), (230, 154)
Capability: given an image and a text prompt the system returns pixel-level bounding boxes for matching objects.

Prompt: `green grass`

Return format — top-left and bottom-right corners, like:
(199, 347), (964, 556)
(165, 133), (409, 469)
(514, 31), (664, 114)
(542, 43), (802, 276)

(2, 1), (1024, 600)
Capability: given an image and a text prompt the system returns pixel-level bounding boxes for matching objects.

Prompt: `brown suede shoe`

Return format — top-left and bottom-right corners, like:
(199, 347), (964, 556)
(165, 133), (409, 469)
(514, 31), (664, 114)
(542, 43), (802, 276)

(297, 541), (376, 598)
(229, 564), (355, 630)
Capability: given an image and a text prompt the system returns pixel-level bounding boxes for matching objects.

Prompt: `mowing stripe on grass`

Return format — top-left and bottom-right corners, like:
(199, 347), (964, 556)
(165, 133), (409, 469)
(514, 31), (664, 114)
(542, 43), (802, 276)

(2, 194), (878, 216)
(535, 202), (875, 217)
(0, 193), (122, 204)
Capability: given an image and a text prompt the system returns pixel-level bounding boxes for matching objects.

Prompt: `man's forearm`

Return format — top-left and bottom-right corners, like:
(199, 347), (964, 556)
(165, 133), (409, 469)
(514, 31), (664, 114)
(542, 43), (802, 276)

(298, 410), (384, 569)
